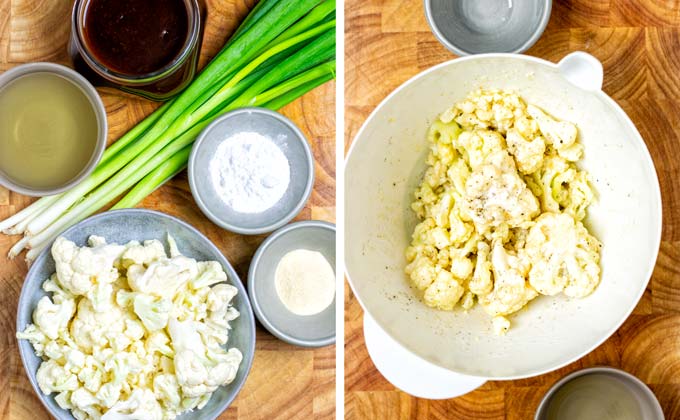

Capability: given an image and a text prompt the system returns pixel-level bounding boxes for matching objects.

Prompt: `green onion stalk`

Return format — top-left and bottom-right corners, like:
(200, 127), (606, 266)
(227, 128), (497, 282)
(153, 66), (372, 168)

(1, 0), (336, 262)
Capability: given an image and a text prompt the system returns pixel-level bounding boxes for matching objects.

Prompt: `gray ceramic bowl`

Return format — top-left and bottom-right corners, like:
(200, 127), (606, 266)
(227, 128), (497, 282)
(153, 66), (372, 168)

(535, 367), (664, 420)
(0, 62), (107, 196)
(424, 0), (552, 55)
(248, 221), (336, 347)
(189, 108), (314, 235)
(16, 209), (256, 420)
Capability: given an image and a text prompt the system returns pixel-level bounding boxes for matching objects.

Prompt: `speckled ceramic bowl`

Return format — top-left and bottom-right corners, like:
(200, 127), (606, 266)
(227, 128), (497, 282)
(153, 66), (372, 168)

(16, 209), (256, 420)
(248, 221), (336, 347)
(188, 108), (314, 235)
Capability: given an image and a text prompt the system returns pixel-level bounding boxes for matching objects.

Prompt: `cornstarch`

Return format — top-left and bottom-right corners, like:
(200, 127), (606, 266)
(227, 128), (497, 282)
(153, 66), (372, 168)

(209, 131), (290, 214)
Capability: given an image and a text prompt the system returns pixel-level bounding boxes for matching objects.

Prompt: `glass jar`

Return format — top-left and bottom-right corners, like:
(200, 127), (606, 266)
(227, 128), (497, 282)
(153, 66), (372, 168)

(68, 0), (205, 101)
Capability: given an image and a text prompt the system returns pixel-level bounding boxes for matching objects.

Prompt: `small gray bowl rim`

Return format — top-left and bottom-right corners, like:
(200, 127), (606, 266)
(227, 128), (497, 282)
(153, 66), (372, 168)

(423, 0), (553, 56)
(16, 208), (256, 420)
(0, 62), (108, 196)
(248, 220), (336, 348)
(188, 107), (315, 236)
(534, 366), (665, 420)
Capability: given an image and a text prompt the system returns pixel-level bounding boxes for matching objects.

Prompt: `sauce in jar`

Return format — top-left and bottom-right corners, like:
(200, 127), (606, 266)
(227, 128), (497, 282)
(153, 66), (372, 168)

(83, 0), (189, 75)
(69, 0), (204, 100)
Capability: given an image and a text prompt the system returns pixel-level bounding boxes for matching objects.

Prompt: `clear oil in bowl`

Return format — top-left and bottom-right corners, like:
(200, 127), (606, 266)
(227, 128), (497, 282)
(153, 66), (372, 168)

(545, 374), (644, 420)
(0, 72), (98, 190)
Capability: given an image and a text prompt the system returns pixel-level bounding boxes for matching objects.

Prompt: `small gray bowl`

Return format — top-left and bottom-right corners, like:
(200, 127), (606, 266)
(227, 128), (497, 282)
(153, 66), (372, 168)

(424, 0), (552, 55)
(535, 367), (664, 420)
(16, 209), (256, 420)
(0, 62), (107, 196)
(248, 221), (336, 347)
(188, 108), (314, 235)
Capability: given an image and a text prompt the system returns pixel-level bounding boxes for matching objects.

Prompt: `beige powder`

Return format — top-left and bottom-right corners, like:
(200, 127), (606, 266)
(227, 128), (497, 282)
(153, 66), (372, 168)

(274, 249), (335, 316)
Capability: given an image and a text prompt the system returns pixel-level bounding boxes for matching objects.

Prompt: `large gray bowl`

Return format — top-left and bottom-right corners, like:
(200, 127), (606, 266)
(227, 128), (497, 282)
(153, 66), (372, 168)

(16, 209), (256, 420)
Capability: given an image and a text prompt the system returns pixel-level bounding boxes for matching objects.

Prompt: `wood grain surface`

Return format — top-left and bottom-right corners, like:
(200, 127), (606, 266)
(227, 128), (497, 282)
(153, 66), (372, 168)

(345, 0), (680, 419)
(0, 1), (336, 419)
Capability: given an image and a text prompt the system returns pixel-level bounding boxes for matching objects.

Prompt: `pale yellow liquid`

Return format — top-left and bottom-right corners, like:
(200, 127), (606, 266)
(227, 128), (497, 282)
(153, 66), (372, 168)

(545, 374), (644, 420)
(0, 72), (97, 190)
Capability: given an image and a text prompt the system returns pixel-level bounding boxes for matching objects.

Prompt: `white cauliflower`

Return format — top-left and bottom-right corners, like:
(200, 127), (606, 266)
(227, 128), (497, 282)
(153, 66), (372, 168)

(525, 213), (601, 297)
(120, 240), (167, 267)
(462, 150), (540, 234)
(191, 261), (228, 289)
(526, 104), (583, 161)
(168, 319), (242, 398)
(153, 374), (182, 413)
(133, 294), (172, 331)
(505, 128), (545, 174)
(32, 295), (75, 340)
(36, 359), (79, 394)
(455, 129), (506, 170)
(70, 299), (125, 352)
(52, 237), (125, 295)
(127, 256), (198, 298)
(422, 270), (465, 310)
(18, 234), (243, 420)
(478, 243), (538, 317)
(406, 89), (600, 335)
(101, 388), (163, 420)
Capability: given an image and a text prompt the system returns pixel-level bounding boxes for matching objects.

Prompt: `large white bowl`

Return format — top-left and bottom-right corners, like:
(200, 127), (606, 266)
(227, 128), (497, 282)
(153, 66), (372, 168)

(345, 52), (662, 380)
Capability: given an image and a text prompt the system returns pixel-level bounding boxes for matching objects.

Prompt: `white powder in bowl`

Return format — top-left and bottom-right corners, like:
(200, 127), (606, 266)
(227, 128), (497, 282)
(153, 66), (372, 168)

(209, 131), (290, 214)
(274, 249), (335, 316)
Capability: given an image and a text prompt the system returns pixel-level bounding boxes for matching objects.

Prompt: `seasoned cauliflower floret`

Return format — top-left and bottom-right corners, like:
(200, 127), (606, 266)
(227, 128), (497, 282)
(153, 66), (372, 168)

(423, 270), (465, 310)
(506, 128), (545, 174)
(405, 89), (600, 335)
(462, 150), (540, 234)
(478, 243), (538, 317)
(525, 213), (601, 297)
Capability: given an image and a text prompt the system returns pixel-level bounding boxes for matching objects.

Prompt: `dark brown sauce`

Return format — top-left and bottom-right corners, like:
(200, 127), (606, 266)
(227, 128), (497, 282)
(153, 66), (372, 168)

(83, 0), (189, 75)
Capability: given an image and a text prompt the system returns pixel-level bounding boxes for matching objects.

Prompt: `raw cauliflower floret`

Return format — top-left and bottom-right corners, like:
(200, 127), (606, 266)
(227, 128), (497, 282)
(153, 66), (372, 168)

(168, 319), (242, 399)
(121, 239), (167, 267)
(52, 236), (125, 295)
(478, 243), (538, 317)
(461, 150), (540, 235)
(524, 213), (601, 297)
(101, 388), (163, 420)
(36, 359), (79, 395)
(32, 295), (75, 340)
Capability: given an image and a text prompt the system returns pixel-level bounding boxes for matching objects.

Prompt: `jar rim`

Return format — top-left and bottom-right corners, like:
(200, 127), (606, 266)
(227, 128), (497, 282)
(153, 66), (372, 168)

(71, 0), (201, 85)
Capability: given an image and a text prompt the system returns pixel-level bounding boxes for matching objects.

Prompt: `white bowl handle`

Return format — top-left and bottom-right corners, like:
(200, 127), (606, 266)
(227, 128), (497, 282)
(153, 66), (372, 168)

(557, 52), (604, 92)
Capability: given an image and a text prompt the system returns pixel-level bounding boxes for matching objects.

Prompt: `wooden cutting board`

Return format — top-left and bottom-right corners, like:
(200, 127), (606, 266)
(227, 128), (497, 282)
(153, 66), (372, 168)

(345, 0), (680, 418)
(0, 0), (335, 419)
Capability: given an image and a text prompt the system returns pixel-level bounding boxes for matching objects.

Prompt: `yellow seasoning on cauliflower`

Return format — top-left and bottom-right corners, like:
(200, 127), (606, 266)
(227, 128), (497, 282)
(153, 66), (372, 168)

(405, 89), (601, 335)
(17, 234), (242, 420)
